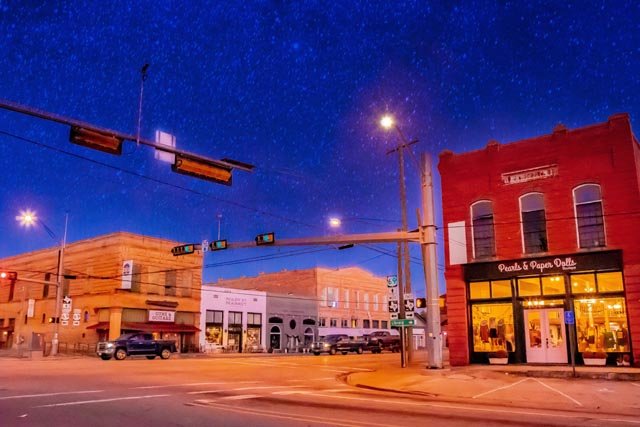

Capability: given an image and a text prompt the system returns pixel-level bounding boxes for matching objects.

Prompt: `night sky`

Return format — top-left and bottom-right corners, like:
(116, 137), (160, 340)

(1, 1), (638, 295)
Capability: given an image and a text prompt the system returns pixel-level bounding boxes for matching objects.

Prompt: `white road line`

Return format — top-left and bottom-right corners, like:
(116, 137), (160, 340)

(271, 390), (313, 396)
(471, 378), (531, 399)
(531, 378), (583, 407)
(34, 394), (170, 408)
(218, 394), (260, 401)
(0, 390), (104, 400)
(230, 385), (308, 391)
(133, 382), (229, 389)
(320, 388), (350, 393)
(322, 369), (349, 373)
(632, 383), (640, 388)
(187, 390), (226, 395)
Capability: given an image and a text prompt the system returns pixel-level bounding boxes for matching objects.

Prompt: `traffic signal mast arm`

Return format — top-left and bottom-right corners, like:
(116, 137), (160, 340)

(0, 98), (254, 175)
(230, 230), (421, 249)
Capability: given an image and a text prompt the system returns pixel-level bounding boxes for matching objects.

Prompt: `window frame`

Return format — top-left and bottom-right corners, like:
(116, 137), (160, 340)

(519, 192), (548, 254)
(470, 200), (496, 259)
(573, 183), (606, 249)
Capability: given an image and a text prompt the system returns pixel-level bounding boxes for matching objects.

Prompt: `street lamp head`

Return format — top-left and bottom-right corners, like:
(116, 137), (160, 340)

(328, 217), (341, 228)
(16, 209), (37, 228)
(380, 115), (395, 130)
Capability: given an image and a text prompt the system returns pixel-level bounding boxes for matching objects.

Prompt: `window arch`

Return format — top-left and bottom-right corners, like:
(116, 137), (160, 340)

(520, 193), (548, 253)
(573, 184), (605, 248)
(471, 200), (496, 259)
(303, 327), (315, 346)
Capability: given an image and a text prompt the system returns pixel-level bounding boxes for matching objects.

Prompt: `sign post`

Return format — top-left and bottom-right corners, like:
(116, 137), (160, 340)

(565, 310), (576, 378)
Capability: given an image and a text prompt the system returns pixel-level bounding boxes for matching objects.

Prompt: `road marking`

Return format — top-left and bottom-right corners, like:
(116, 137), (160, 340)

(321, 388), (350, 393)
(632, 383), (640, 388)
(188, 390), (227, 395)
(322, 369), (349, 373)
(286, 377), (335, 382)
(471, 378), (530, 399)
(230, 385), (308, 391)
(133, 382), (229, 389)
(34, 394), (170, 408)
(0, 390), (104, 401)
(218, 394), (260, 401)
(531, 378), (583, 407)
(271, 390), (313, 395)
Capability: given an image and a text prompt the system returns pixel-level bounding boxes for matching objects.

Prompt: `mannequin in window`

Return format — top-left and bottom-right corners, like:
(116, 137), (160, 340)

(616, 324), (628, 351)
(480, 319), (489, 344)
(497, 318), (506, 347)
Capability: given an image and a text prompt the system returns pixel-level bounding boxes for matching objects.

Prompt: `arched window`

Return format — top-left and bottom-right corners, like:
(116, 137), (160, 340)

(471, 201), (496, 258)
(304, 327), (315, 346)
(573, 184), (605, 248)
(269, 316), (283, 323)
(520, 193), (548, 253)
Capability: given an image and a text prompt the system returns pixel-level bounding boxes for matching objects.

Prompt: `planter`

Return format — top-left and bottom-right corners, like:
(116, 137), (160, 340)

(583, 358), (606, 366)
(489, 357), (509, 365)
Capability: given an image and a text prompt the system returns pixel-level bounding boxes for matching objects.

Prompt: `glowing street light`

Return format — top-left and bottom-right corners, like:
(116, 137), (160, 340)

(380, 115), (395, 130)
(328, 217), (342, 228)
(16, 209), (37, 227)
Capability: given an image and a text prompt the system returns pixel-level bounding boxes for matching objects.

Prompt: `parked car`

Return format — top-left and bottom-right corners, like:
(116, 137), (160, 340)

(311, 334), (381, 355)
(311, 334), (349, 355)
(96, 333), (177, 360)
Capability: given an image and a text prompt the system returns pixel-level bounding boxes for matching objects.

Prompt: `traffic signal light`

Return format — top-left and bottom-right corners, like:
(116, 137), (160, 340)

(0, 271), (17, 283)
(415, 298), (426, 309)
(209, 240), (228, 251)
(172, 154), (233, 186)
(171, 244), (199, 256)
(70, 126), (124, 155)
(255, 232), (275, 245)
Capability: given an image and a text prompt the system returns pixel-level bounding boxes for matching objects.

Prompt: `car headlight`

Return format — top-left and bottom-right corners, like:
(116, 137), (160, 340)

(323, 343), (330, 348)
(105, 343), (114, 348)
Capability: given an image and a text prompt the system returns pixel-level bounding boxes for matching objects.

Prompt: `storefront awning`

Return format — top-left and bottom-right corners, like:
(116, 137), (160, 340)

(86, 322), (200, 333)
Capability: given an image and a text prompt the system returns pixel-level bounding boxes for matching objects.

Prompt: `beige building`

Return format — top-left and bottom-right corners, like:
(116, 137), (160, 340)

(214, 267), (393, 337)
(0, 232), (202, 354)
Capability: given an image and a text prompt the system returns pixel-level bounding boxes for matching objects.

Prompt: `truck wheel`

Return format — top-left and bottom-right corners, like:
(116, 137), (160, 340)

(160, 348), (171, 359)
(341, 351), (348, 355)
(313, 352), (321, 356)
(100, 355), (112, 360)
(357, 346), (364, 354)
(114, 348), (127, 360)
(146, 356), (156, 360)
(329, 347), (337, 355)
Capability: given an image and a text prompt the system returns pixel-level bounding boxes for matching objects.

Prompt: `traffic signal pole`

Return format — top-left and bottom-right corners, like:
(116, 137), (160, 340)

(419, 153), (443, 368)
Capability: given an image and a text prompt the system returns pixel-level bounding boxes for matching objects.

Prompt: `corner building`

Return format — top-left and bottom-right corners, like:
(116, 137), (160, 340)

(439, 114), (640, 366)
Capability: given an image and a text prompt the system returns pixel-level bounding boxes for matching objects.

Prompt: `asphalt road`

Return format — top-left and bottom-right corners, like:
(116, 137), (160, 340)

(1, 352), (639, 426)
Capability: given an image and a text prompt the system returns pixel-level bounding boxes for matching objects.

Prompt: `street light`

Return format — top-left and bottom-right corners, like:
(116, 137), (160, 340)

(328, 217), (342, 228)
(16, 209), (68, 356)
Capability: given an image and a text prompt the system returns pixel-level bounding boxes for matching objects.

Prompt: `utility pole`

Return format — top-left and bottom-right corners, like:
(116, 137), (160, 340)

(419, 153), (443, 368)
(397, 232), (406, 368)
(51, 214), (68, 357)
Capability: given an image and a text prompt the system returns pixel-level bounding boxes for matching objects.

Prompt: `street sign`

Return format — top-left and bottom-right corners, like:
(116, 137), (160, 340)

(390, 313), (398, 320)
(564, 310), (575, 325)
(391, 319), (415, 327)
(202, 240), (209, 252)
(388, 286), (398, 298)
(404, 293), (415, 313)
(386, 275), (398, 288)
(406, 311), (414, 319)
(388, 299), (399, 313)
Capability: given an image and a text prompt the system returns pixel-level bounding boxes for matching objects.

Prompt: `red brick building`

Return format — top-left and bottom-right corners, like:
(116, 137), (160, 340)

(439, 114), (639, 366)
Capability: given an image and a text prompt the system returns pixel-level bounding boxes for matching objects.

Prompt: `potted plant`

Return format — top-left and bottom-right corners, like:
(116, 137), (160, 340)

(582, 351), (607, 366)
(488, 349), (509, 365)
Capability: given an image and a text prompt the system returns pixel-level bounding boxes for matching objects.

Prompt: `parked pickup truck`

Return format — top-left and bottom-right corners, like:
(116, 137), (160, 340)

(96, 333), (177, 360)
(311, 334), (381, 355)
(367, 331), (401, 352)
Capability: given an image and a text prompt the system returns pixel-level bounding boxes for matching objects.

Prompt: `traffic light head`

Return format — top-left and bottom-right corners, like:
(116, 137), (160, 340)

(415, 298), (427, 309)
(171, 244), (198, 256)
(70, 126), (124, 155)
(209, 240), (228, 251)
(255, 232), (275, 245)
(0, 271), (17, 282)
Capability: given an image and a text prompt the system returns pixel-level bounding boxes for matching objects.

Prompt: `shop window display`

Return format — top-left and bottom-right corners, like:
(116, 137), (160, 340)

(575, 297), (628, 353)
(471, 303), (515, 352)
(205, 325), (223, 345)
(518, 277), (541, 296)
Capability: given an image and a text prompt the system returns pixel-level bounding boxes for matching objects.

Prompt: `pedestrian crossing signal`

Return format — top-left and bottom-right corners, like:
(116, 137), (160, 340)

(415, 298), (427, 308)
(209, 240), (228, 251)
(171, 244), (198, 256)
(255, 232), (275, 245)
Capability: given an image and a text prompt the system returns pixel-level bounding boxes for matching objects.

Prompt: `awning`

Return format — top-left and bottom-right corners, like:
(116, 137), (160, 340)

(86, 322), (110, 330)
(0, 326), (14, 332)
(86, 322), (200, 333)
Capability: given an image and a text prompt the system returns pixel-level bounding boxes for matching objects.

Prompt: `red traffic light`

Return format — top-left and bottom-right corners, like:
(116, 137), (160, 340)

(0, 271), (17, 282)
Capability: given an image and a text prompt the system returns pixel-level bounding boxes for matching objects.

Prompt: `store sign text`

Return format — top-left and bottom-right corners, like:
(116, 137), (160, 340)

(498, 257), (577, 274)
(501, 165), (558, 185)
(148, 310), (175, 322)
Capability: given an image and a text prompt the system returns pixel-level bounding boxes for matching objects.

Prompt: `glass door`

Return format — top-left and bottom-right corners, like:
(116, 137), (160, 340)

(524, 308), (567, 363)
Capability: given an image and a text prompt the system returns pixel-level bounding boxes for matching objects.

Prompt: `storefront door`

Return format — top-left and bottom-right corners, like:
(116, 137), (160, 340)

(524, 308), (567, 363)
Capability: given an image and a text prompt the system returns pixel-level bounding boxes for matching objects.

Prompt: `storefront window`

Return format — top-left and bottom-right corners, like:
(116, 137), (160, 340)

(469, 282), (490, 299)
(570, 274), (595, 293)
(575, 297), (628, 353)
(205, 325), (222, 345)
(471, 303), (515, 352)
(491, 280), (512, 298)
(596, 272), (624, 292)
(518, 277), (541, 296)
(542, 276), (564, 295)
(246, 327), (261, 347)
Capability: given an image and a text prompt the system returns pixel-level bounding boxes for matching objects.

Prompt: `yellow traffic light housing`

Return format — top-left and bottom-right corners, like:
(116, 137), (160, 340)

(172, 154), (232, 186)
(415, 298), (427, 309)
(70, 126), (124, 155)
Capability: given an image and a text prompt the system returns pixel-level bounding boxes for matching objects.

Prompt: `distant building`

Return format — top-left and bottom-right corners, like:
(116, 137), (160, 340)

(0, 232), (202, 354)
(211, 267), (393, 338)
(439, 114), (639, 366)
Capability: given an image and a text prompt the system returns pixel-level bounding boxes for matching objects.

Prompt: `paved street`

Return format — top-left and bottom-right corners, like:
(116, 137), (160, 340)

(1, 353), (639, 426)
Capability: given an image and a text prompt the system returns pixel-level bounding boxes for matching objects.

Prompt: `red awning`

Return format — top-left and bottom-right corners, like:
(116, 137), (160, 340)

(86, 322), (199, 333)
(86, 322), (110, 330)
